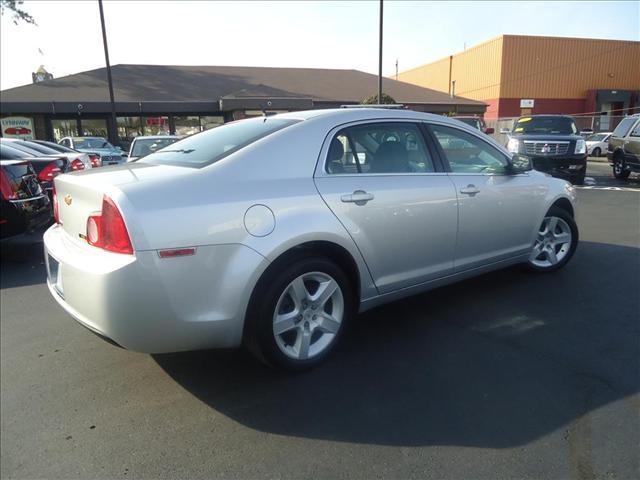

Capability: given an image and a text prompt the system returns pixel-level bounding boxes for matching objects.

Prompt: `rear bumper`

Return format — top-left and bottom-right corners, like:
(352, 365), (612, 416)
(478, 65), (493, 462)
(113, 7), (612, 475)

(0, 195), (51, 239)
(43, 224), (269, 353)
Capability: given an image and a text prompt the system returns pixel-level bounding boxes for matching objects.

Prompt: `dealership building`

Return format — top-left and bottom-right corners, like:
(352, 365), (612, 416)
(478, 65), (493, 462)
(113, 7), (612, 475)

(398, 35), (640, 130)
(0, 64), (485, 148)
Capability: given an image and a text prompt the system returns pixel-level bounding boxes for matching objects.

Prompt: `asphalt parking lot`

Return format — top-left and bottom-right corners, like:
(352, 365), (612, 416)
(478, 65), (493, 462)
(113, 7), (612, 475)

(1, 161), (639, 480)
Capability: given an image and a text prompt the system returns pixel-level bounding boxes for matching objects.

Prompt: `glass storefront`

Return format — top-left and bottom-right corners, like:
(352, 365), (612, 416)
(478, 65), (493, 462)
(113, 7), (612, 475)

(143, 116), (170, 136)
(200, 116), (224, 131)
(117, 116), (143, 150)
(81, 118), (109, 138)
(174, 116), (201, 136)
(51, 119), (78, 142)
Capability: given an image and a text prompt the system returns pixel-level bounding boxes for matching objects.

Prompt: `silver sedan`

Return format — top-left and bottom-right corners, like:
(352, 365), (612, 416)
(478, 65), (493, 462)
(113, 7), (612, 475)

(44, 108), (579, 370)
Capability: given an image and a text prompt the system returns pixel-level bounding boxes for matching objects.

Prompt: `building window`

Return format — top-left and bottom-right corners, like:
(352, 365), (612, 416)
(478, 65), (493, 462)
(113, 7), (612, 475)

(174, 116), (201, 136)
(81, 118), (109, 138)
(200, 116), (224, 131)
(143, 116), (170, 136)
(51, 119), (78, 142)
(117, 116), (143, 149)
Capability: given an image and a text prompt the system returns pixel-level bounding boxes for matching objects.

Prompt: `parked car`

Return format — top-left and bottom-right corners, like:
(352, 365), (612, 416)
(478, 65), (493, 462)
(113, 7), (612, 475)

(128, 135), (179, 162)
(607, 114), (640, 180)
(2, 138), (92, 170)
(44, 108), (578, 370)
(502, 115), (588, 185)
(452, 116), (494, 134)
(59, 137), (125, 165)
(585, 132), (612, 157)
(0, 139), (91, 200)
(32, 140), (102, 167)
(1, 160), (51, 239)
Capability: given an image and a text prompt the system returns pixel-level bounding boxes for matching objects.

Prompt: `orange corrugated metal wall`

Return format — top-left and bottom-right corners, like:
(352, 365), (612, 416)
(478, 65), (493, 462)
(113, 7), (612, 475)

(499, 36), (640, 99)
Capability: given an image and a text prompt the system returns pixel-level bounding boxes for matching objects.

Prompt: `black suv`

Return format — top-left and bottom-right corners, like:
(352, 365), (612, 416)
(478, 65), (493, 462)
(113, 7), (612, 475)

(503, 115), (588, 184)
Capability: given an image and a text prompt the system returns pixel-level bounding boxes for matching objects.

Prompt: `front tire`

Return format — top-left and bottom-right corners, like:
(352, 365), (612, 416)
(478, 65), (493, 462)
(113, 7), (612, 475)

(613, 155), (631, 180)
(591, 147), (601, 157)
(526, 206), (578, 273)
(245, 257), (354, 371)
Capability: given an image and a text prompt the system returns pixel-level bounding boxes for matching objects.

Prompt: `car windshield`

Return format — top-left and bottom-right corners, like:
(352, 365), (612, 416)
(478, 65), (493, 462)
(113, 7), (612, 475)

(513, 116), (578, 135)
(74, 138), (113, 149)
(140, 117), (299, 167)
(131, 137), (178, 158)
(586, 133), (609, 142)
(455, 118), (481, 130)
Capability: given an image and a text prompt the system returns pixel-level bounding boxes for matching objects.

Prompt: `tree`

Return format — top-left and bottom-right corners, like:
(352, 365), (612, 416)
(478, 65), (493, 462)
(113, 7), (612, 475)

(1, 0), (36, 25)
(361, 93), (397, 105)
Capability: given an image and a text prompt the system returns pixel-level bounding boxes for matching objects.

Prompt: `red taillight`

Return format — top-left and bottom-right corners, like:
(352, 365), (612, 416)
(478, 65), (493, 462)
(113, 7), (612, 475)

(38, 161), (62, 182)
(88, 154), (101, 168)
(70, 158), (85, 171)
(86, 195), (133, 254)
(0, 168), (17, 200)
(52, 182), (60, 223)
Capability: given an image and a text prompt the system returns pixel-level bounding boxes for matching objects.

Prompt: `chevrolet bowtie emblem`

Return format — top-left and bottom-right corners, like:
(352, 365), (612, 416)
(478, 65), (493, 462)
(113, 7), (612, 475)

(64, 194), (72, 206)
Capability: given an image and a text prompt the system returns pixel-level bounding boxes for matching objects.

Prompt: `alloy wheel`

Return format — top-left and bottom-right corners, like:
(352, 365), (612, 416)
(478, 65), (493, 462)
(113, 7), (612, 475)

(614, 159), (624, 175)
(529, 216), (572, 268)
(272, 272), (344, 360)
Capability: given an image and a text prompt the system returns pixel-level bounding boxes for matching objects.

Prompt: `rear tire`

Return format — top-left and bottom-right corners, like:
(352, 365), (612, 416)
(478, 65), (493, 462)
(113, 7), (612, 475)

(525, 206), (578, 273)
(613, 155), (631, 180)
(245, 256), (354, 371)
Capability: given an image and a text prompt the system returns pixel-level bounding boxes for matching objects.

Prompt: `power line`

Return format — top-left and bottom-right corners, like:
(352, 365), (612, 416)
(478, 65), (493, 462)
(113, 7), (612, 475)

(456, 42), (638, 97)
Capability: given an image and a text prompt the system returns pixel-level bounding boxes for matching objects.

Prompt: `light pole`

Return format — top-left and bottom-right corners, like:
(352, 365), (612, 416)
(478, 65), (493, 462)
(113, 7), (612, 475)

(98, 0), (117, 145)
(378, 0), (383, 103)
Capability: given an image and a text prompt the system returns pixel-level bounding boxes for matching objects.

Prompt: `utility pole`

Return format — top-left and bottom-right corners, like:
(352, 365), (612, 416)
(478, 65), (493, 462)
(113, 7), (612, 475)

(98, 0), (117, 145)
(395, 58), (398, 80)
(378, 0), (383, 103)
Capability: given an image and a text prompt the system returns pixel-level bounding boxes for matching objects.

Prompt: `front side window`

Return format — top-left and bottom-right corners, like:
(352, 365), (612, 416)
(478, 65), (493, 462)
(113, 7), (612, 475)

(326, 122), (435, 174)
(430, 124), (508, 174)
(140, 117), (299, 168)
(611, 117), (637, 138)
(629, 121), (640, 137)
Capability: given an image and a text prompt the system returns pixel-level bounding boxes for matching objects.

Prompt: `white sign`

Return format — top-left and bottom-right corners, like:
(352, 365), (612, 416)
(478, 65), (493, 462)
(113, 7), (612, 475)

(520, 99), (535, 108)
(1, 116), (35, 140)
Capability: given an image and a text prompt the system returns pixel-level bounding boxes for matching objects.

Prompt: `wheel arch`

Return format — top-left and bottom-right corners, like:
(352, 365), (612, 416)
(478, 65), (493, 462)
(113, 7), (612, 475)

(551, 196), (574, 217)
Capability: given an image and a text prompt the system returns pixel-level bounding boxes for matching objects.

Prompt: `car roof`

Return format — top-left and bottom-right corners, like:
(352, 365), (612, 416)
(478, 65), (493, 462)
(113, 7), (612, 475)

(273, 107), (456, 124)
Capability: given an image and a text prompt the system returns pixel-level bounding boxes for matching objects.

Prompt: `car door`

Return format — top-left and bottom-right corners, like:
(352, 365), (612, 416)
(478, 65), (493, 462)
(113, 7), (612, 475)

(314, 121), (458, 294)
(426, 122), (545, 272)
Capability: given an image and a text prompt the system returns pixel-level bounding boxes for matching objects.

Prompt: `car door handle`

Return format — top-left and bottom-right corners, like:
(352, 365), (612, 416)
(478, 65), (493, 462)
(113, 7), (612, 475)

(341, 190), (374, 205)
(460, 184), (480, 196)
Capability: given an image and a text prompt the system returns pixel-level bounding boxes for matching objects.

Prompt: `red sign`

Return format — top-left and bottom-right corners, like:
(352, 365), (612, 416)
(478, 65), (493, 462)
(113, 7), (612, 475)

(5, 127), (32, 135)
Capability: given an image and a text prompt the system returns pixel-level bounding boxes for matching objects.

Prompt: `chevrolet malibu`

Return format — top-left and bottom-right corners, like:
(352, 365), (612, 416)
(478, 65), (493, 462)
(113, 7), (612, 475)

(44, 108), (578, 370)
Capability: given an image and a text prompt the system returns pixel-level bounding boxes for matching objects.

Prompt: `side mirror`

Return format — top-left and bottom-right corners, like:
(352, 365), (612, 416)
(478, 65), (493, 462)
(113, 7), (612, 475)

(507, 154), (532, 174)
(484, 127), (495, 134)
(500, 128), (511, 134)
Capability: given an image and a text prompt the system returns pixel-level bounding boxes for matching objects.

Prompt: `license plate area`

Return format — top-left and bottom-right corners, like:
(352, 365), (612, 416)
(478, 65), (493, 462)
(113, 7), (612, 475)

(47, 254), (64, 298)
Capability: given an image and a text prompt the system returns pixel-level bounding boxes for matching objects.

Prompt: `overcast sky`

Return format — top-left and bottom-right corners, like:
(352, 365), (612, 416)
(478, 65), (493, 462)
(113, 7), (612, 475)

(1, 0), (638, 90)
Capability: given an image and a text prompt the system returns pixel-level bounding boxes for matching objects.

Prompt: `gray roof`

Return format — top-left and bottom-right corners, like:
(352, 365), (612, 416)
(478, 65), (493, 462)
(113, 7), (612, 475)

(0, 64), (485, 107)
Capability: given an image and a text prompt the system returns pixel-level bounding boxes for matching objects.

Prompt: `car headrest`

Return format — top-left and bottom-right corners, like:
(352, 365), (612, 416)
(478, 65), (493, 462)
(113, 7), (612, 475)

(328, 137), (344, 162)
(371, 141), (409, 173)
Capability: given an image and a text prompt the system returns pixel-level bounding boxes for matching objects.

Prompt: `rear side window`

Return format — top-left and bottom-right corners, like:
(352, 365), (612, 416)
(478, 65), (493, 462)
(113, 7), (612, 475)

(326, 122), (435, 174)
(140, 118), (299, 168)
(612, 117), (637, 138)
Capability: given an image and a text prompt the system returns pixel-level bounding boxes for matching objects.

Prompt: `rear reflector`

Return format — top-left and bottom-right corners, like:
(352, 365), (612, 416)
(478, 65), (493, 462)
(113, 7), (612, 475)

(158, 248), (196, 258)
(0, 168), (16, 200)
(88, 154), (101, 168)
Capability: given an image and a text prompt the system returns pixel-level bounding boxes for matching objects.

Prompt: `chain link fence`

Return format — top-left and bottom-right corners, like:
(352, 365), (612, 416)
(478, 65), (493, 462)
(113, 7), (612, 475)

(486, 115), (629, 145)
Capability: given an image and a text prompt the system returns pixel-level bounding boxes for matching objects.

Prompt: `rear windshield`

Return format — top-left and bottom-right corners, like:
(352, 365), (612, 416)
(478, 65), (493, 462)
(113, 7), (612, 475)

(139, 117), (299, 167)
(455, 118), (481, 130)
(75, 138), (113, 149)
(586, 133), (609, 142)
(513, 116), (578, 135)
(131, 137), (178, 158)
